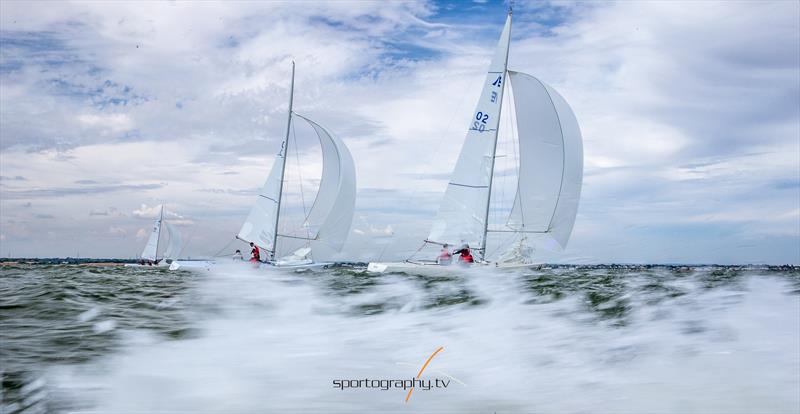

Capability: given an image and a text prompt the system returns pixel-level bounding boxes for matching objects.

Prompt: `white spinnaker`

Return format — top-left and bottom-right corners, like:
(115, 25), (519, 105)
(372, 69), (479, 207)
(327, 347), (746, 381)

(237, 144), (287, 252)
(140, 216), (162, 261)
(428, 13), (512, 248)
(290, 113), (356, 256)
(506, 71), (583, 249)
(164, 222), (182, 259)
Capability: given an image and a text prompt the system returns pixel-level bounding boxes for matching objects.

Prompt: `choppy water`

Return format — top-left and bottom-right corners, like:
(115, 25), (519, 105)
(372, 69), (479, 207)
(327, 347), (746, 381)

(1, 263), (798, 413)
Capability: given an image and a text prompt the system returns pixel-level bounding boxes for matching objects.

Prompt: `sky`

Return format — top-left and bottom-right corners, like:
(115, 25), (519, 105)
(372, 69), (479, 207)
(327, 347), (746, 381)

(0, 0), (798, 264)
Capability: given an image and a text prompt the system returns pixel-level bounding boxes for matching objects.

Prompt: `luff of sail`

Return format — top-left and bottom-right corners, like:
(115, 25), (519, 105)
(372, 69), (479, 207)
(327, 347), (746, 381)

(140, 212), (162, 261)
(289, 113), (356, 256)
(505, 71), (583, 249)
(428, 13), (512, 249)
(237, 146), (286, 252)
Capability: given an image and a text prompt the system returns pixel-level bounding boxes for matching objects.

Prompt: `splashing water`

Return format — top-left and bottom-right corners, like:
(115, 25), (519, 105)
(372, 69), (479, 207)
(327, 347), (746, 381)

(1, 263), (798, 413)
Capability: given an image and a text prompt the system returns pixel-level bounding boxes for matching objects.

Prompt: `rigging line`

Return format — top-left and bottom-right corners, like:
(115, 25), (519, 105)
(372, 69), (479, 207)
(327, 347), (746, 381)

(448, 182), (488, 189)
(392, 74), (476, 259)
(497, 79), (513, 233)
(509, 75), (523, 228)
(211, 237), (238, 258)
(376, 242), (391, 262)
(487, 229), (515, 258)
(406, 240), (430, 263)
(277, 234), (318, 241)
(176, 229), (192, 258)
(291, 118), (313, 249)
(291, 115), (333, 260)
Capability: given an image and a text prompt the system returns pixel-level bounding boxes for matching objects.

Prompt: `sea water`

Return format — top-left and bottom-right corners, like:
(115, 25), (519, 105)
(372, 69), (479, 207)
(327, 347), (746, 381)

(1, 263), (798, 413)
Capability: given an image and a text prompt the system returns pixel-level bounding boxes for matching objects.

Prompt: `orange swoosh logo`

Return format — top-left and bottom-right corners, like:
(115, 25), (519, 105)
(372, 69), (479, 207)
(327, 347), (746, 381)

(405, 346), (444, 403)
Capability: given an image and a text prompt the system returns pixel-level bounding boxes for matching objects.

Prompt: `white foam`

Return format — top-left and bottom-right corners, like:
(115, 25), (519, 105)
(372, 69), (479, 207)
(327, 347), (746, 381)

(49, 266), (800, 413)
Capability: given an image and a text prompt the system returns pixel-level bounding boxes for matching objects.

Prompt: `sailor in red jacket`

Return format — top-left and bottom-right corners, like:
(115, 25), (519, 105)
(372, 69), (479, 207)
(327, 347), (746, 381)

(249, 242), (261, 262)
(453, 244), (474, 264)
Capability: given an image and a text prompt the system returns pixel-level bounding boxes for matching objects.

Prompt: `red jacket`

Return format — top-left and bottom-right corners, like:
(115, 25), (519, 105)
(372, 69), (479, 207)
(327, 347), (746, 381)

(454, 248), (474, 263)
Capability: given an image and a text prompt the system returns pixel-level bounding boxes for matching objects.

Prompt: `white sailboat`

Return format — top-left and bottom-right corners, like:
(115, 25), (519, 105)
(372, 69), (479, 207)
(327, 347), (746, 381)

(235, 62), (357, 269)
(368, 10), (583, 275)
(126, 204), (184, 267)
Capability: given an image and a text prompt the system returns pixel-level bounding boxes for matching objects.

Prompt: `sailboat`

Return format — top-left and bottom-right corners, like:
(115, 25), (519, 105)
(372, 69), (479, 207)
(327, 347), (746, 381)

(235, 62), (357, 269)
(126, 204), (184, 267)
(367, 10), (583, 275)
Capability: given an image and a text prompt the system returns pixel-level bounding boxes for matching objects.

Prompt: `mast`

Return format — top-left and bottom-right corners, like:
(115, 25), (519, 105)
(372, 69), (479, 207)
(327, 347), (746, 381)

(155, 203), (164, 262)
(271, 61), (295, 261)
(479, 11), (512, 261)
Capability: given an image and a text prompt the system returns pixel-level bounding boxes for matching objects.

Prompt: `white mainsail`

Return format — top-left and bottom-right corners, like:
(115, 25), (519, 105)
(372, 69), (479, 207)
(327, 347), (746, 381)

(140, 205), (163, 261)
(291, 113), (356, 255)
(506, 71), (584, 249)
(237, 149), (286, 253)
(164, 222), (183, 259)
(428, 13), (512, 251)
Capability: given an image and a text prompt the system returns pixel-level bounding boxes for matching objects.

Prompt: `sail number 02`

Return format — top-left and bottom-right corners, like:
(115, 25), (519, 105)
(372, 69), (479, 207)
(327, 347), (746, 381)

(473, 111), (490, 131)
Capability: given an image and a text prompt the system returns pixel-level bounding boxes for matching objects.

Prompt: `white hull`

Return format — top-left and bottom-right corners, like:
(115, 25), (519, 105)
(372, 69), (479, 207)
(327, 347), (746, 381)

(168, 260), (216, 271)
(124, 262), (170, 268)
(169, 259), (330, 272)
(366, 261), (540, 276)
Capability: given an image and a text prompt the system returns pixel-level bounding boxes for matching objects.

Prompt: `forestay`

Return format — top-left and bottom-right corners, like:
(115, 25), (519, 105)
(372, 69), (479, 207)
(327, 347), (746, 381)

(506, 71), (583, 249)
(428, 13), (512, 248)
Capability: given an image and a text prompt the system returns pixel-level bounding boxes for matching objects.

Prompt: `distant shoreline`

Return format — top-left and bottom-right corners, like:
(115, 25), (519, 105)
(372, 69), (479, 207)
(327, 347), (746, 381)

(0, 258), (796, 269)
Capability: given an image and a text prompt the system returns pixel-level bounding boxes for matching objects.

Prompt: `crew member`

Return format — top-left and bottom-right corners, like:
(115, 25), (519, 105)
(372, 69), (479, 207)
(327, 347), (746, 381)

(249, 242), (261, 262)
(453, 244), (474, 265)
(232, 249), (243, 260)
(437, 243), (452, 265)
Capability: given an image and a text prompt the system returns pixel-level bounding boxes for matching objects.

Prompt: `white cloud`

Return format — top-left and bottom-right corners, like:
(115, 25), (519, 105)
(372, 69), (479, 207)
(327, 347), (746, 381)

(108, 226), (127, 237)
(135, 228), (148, 240)
(78, 113), (133, 133)
(0, 1), (797, 263)
(132, 204), (163, 219)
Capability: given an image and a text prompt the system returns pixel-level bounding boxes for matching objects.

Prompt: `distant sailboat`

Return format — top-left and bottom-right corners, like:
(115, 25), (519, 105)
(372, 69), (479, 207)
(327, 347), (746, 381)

(127, 204), (184, 267)
(368, 9), (583, 274)
(235, 62), (356, 268)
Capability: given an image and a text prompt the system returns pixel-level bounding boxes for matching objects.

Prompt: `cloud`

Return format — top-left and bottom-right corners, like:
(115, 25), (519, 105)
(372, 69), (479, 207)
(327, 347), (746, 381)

(0, 1), (796, 263)
(135, 228), (148, 240)
(132, 204), (163, 219)
(1, 183), (163, 199)
(108, 226), (127, 237)
(77, 113), (133, 133)
(352, 224), (394, 237)
(132, 204), (190, 224)
(89, 207), (124, 217)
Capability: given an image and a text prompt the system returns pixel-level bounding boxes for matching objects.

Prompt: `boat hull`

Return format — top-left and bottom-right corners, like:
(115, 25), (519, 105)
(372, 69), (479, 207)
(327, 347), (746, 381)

(366, 261), (540, 276)
(124, 262), (170, 268)
(168, 259), (330, 271)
